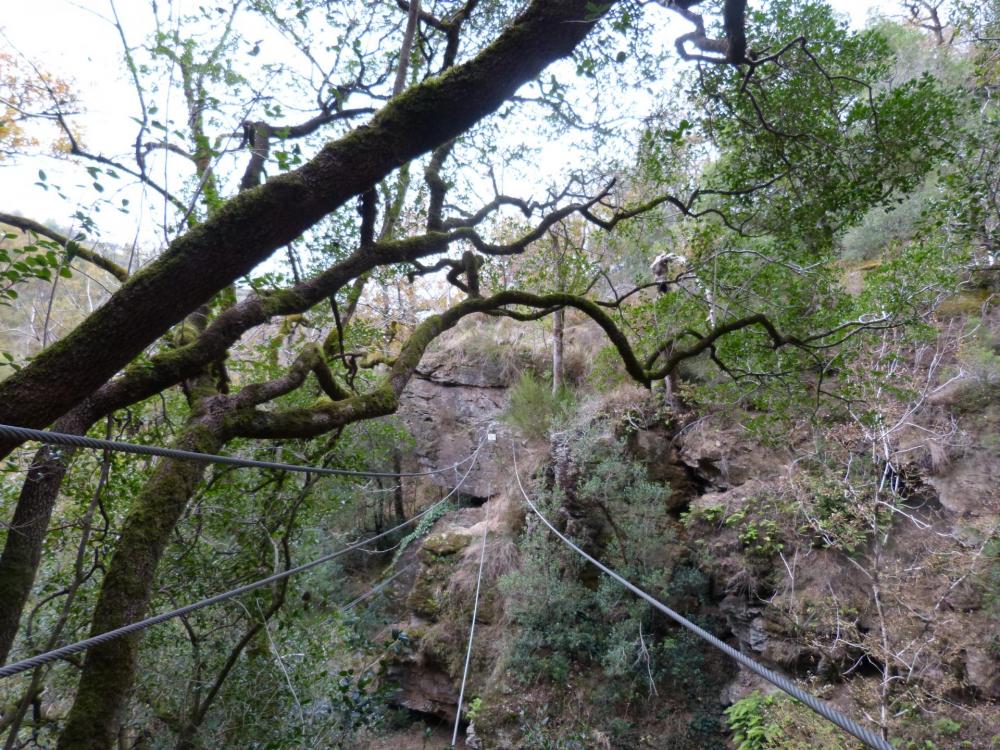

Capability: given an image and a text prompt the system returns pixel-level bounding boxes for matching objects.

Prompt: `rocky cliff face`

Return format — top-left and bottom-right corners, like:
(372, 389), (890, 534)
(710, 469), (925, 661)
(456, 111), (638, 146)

(381, 505), (506, 722)
(396, 342), (512, 500)
(364, 318), (1000, 749)
(374, 334), (515, 741)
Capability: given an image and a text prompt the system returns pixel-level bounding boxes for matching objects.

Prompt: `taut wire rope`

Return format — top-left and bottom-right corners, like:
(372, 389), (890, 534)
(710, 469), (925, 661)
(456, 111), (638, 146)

(0, 436), (488, 680)
(0, 423), (476, 479)
(510, 444), (896, 750)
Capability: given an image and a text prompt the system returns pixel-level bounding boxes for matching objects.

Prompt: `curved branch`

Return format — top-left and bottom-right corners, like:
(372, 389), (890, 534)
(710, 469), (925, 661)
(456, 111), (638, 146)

(232, 291), (866, 440)
(0, 213), (128, 283)
(229, 343), (347, 408)
(229, 289), (652, 441)
(141, 140), (195, 162)
(0, 0), (614, 455)
(594, 281), (662, 308)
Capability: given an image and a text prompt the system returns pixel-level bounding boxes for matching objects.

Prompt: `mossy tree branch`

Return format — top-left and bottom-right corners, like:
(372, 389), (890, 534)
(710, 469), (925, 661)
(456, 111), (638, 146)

(227, 292), (896, 443)
(0, 0), (616, 454)
(0, 213), (129, 283)
(229, 290), (649, 441)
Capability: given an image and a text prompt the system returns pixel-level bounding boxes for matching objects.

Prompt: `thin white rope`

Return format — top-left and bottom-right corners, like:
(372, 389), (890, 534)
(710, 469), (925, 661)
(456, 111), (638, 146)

(510, 445), (896, 750)
(451, 482), (491, 749)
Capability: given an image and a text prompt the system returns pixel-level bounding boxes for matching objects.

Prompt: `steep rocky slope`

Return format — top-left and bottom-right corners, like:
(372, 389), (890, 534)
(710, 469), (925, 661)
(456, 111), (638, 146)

(358, 314), (999, 750)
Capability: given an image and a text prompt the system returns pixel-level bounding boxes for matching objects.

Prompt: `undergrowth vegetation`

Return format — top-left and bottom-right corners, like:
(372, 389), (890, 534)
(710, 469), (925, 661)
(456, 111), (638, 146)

(504, 371), (575, 440)
(725, 692), (856, 750)
(491, 421), (732, 749)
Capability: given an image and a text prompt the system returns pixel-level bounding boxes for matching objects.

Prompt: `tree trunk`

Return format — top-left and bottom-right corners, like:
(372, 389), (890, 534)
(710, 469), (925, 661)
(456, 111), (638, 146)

(664, 370), (682, 410)
(552, 307), (565, 394)
(0, 0), (613, 461)
(0, 410), (92, 665)
(56, 418), (225, 750)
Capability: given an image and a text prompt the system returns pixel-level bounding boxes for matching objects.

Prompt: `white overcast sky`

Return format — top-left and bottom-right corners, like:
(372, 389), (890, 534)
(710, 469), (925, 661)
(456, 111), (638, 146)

(0, 0), (900, 252)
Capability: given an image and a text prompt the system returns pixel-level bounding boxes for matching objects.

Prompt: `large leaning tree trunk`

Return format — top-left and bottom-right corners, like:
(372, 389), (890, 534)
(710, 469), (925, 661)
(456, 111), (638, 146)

(0, 0), (616, 460)
(0, 411), (93, 665)
(56, 407), (226, 750)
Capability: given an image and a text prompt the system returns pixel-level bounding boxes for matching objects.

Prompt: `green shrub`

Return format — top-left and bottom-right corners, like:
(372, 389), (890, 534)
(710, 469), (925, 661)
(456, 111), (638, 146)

(499, 486), (605, 682)
(723, 505), (787, 560)
(591, 344), (630, 392)
(725, 692), (856, 750)
(505, 371), (574, 439)
(726, 693), (784, 750)
(499, 423), (729, 747)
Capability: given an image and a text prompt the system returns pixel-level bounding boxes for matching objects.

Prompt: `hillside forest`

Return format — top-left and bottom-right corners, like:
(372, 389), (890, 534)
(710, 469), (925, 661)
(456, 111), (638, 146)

(0, 1), (998, 748)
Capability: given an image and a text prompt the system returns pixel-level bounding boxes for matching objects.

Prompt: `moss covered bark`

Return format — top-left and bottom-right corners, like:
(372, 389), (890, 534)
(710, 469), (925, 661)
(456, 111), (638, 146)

(56, 418), (224, 750)
(230, 290), (654, 440)
(0, 449), (74, 666)
(0, 0), (613, 460)
(0, 411), (92, 665)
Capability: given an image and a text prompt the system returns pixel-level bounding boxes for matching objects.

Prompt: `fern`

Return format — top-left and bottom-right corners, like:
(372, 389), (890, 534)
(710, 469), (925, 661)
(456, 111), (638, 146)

(390, 500), (456, 566)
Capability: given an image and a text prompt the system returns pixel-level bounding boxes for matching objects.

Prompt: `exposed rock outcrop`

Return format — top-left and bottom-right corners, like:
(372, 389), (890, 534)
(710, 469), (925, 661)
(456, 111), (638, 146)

(397, 344), (511, 500)
(383, 502), (509, 733)
(371, 318), (1000, 749)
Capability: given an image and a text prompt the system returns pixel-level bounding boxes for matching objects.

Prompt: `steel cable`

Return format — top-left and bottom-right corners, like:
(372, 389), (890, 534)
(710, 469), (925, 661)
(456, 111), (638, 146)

(341, 564), (413, 612)
(0, 423), (475, 479)
(511, 445), (896, 750)
(0, 436), (486, 680)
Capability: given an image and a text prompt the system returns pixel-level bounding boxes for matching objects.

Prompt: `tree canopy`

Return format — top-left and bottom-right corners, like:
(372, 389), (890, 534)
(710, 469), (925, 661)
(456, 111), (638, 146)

(0, 0), (993, 747)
